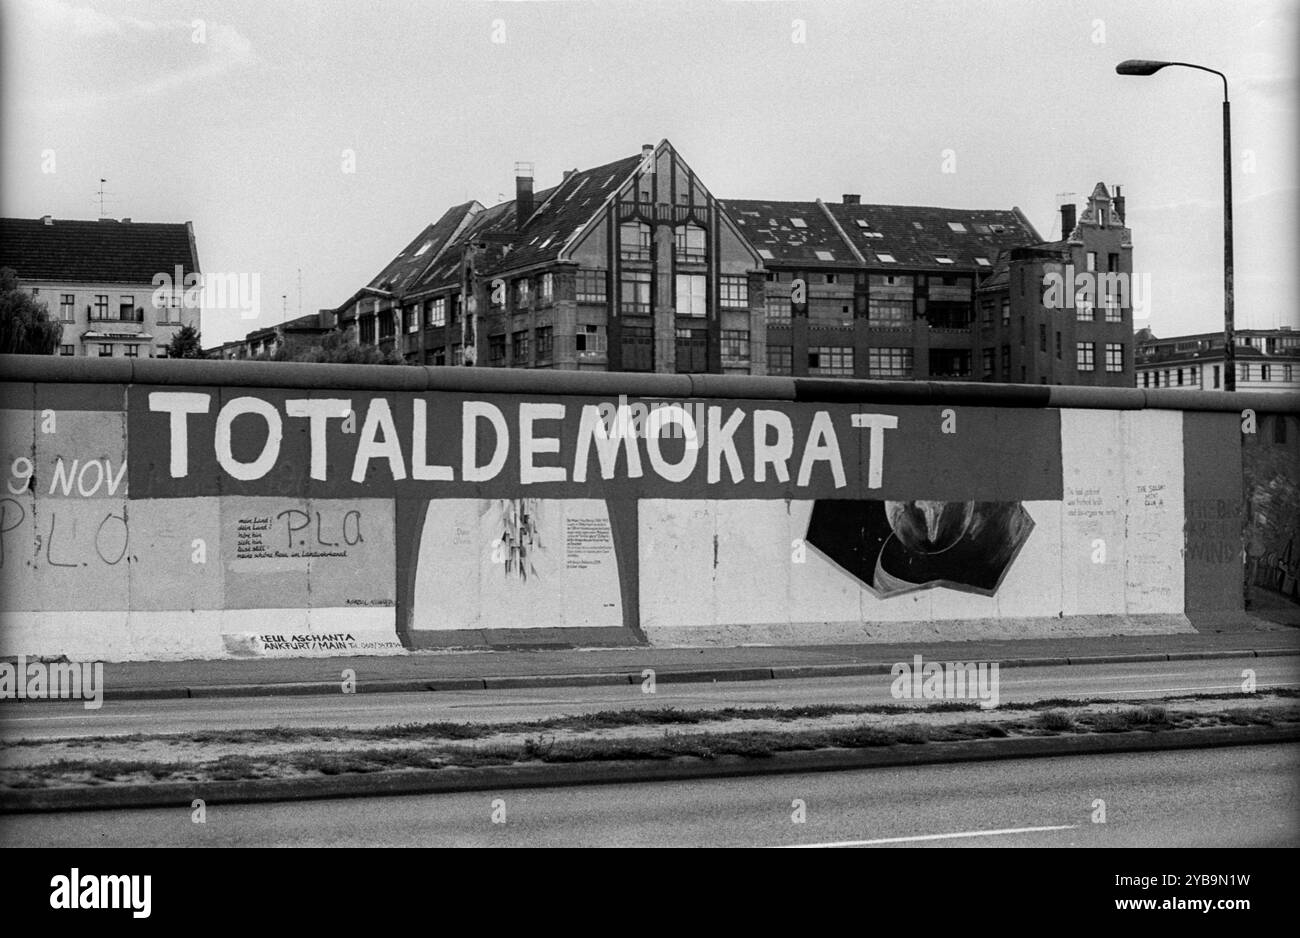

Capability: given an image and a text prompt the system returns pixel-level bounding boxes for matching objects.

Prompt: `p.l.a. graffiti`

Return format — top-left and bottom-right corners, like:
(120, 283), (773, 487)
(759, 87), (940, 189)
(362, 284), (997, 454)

(0, 498), (131, 569)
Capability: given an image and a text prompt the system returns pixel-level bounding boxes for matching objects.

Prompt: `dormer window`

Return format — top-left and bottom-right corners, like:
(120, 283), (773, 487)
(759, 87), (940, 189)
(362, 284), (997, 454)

(789, 217), (807, 228)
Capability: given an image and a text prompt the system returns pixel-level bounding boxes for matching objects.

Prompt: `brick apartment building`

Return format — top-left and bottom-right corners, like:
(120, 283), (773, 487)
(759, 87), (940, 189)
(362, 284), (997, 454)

(0, 215), (200, 359)
(318, 139), (1136, 384)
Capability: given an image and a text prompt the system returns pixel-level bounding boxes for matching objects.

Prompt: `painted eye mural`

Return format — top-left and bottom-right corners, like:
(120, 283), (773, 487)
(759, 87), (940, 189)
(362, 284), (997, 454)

(805, 499), (1034, 597)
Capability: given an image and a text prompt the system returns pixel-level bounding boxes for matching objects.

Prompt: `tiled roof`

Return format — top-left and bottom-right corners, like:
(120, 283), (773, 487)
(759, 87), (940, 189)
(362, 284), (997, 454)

(481, 154), (643, 275)
(366, 201), (477, 294)
(824, 202), (1038, 271)
(721, 200), (858, 267)
(0, 216), (197, 284)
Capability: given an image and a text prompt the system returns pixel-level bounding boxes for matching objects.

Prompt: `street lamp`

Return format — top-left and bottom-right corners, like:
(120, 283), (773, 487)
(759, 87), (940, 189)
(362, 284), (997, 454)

(1116, 59), (1235, 391)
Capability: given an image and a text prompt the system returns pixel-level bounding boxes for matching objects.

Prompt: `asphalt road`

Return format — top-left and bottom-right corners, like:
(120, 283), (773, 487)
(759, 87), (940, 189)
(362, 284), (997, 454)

(2, 655), (1295, 741)
(3, 744), (1294, 847)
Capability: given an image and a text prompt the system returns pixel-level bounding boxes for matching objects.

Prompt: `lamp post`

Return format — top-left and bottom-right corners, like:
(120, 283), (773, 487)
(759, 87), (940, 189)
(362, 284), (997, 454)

(1116, 59), (1234, 391)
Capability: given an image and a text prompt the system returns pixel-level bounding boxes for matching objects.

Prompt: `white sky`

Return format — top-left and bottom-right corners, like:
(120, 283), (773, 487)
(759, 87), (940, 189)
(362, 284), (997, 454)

(3, 0), (1296, 346)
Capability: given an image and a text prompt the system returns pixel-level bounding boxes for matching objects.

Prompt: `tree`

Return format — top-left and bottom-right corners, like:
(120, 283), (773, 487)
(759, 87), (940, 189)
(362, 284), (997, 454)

(167, 323), (204, 359)
(0, 267), (62, 355)
(256, 327), (405, 365)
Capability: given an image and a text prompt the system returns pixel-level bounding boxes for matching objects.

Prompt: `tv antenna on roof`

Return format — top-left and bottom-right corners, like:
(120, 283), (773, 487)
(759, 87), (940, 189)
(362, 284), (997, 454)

(93, 178), (118, 217)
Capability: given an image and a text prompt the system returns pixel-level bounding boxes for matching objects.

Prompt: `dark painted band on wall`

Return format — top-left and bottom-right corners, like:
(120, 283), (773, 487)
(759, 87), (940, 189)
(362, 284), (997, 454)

(124, 387), (1065, 501)
(1183, 410), (1246, 619)
(3, 354), (1298, 413)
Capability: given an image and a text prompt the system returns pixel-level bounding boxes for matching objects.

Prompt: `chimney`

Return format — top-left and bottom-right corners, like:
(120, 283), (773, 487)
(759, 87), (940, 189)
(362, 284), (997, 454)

(1060, 203), (1077, 238)
(40, 215), (52, 225)
(842, 194), (861, 205)
(514, 161), (534, 229)
(121, 217), (131, 223)
(1113, 185), (1126, 224)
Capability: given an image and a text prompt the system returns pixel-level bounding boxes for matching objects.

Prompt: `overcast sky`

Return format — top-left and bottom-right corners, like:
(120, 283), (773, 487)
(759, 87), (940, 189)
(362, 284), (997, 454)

(4, 0), (1296, 346)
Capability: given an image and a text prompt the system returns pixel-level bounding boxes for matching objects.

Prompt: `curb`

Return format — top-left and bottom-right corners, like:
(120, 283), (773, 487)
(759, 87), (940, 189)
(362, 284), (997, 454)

(2, 647), (1295, 705)
(3, 724), (1296, 814)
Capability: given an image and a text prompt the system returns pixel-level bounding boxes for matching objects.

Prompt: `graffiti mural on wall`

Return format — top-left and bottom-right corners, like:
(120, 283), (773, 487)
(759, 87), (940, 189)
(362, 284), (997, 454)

(805, 500), (1034, 596)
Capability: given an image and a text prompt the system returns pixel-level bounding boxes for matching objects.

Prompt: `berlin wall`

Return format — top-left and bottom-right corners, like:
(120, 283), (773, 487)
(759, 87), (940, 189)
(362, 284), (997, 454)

(1, 355), (1295, 662)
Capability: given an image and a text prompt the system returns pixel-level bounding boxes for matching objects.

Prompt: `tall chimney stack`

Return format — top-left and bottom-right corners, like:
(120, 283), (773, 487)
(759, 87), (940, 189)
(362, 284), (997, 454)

(1060, 202), (1077, 239)
(842, 194), (861, 205)
(1113, 185), (1126, 224)
(514, 162), (534, 230)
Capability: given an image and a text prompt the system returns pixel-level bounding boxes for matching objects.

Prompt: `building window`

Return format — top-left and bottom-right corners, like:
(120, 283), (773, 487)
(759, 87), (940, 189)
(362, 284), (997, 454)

(123, 345), (139, 358)
(406, 305), (419, 333)
(59, 294), (75, 321)
(721, 329), (750, 364)
(1262, 364), (1272, 381)
(92, 295), (109, 320)
(675, 327), (708, 373)
(1108, 253), (1119, 272)
(427, 297), (447, 328)
(1142, 371), (1150, 388)
(488, 333), (506, 366)
(981, 301), (994, 328)
(360, 316), (376, 344)
(1077, 342), (1095, 372)
(452, 343), (464, 365)
(1212, 365), (1220, 389)
(1284, 364), (1292, 382)
(515, 278), (532, 309)
(619, 221), (651, 261)
(378, 310), (395, 339)
(720, 275), (749, 308)
(1001, 298), (1010, 326)
(767, 345), (793, 375)
(808, 346), (852, 377)
(1240, 364), (1250, 382)
(622, 324), (653, 372)
(59, 344), (74, 356)
(511, 330), (531, 365)
(982, 347), (995, 380)
(1039, 323), (1047, 352)
(119, 295), (137, 321)
(868, 275), (912, 327)
(575, 324), (605, 357)
(868, 348), (912, 378)
(1076, 288), (1094, 321)
(576, 269), (607, 303)
(451, 294), (463, 324)
(539, 273), (554, 305)
(765, 293), (792, 324)
(535, 326), (554, 361)
(1001, 345), (1010, 380)
(675, 274), (707, 317)
(620, 271), (651, 314)
(428, 347), (446, 366)
(674, 224), (706, 262)
(98, 343), (113, 357)
(1105, 343), (1124, 373)
(1086, 252), (1096, 271)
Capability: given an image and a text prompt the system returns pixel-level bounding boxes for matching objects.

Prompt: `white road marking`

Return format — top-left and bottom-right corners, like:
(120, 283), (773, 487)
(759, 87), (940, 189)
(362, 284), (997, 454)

(782, 824), (1079, 848)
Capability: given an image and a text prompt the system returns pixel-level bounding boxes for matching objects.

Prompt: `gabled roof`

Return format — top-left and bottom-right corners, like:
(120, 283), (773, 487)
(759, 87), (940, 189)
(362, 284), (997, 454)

(720, 200), (858, 267)
(0, 216), (198, 284)
(824, 203), (1038, 271)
